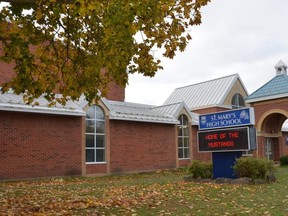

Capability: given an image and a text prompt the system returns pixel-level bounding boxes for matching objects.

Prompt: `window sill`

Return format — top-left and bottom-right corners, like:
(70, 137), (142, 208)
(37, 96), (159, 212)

(86, 162), (107, 165)
(178, 158), (191, 160)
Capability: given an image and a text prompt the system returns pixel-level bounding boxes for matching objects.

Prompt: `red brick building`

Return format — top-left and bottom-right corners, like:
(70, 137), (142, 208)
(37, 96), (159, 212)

(246, 60), (288, 160)
(1, 58), (288, 180)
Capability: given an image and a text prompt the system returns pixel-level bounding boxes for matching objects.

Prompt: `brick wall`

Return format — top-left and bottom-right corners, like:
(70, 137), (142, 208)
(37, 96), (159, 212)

(0, 61), (14, 85)
(0, 43), (15, 85)
(109, 120), (176, 173)
(0, 111), (83, 180)
(250, 98), (288, 159)
(0, 43), (125, 102)
(106, 80), (125, 102)
(0, 60), (125, 102)
(250, 98), (288, 124)
(86, 164), (107, 175)
(192, 107), (229, 115)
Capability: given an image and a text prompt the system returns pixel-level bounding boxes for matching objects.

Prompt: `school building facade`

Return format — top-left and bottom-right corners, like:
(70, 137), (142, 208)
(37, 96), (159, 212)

(1, 60), (288, 180)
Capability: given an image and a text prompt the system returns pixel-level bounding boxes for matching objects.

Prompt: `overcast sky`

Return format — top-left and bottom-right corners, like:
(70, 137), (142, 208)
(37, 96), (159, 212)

(126, 0), (288, 105)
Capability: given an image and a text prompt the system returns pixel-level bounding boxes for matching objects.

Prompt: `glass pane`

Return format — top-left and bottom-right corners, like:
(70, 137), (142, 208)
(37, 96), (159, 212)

(232, 95), (237, 106)
(184, 148), (190, 158)
(182, 126), (189, 136)
(178, 115), (183, 125)
(86, 149), (95, 162)
(178, 137), (183, 147)
(96, 135), (105, 147)
(96, 106), (105, 119)
(86, 120), (95, 133)
(182, 115), (189, 125)
(86, 135), (95, 147)
(96, 121), (105, 133)
(232, 93), (245, 109)
(178, 126), (183, 136)
(183, 137), (189, 147)
(178, 149), (183, 159)
(238, 95), (245, 107)
(96, 149), (105, 162)
(86, 106), (95, 119)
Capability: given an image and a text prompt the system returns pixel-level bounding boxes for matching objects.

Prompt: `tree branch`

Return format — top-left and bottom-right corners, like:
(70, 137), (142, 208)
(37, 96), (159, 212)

(1, 0), (74, 3)
(1, 0), (36, 3)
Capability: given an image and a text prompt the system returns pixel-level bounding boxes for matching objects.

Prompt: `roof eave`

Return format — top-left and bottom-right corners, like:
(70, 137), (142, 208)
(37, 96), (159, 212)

(171, 101), (195, 119)
(191, 104), (232, 112)
(246, 93), (288, 104)
(0, 103), (86, 116)
(109, 115), (179, 124)
(218, 74), (239, 105)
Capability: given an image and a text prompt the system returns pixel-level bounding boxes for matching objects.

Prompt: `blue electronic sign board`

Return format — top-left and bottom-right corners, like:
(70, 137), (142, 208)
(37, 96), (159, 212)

(199, 108), (255, 130)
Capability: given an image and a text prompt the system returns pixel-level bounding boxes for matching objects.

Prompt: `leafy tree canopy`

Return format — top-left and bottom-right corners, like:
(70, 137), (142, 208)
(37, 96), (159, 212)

(0, 0), (210, 105)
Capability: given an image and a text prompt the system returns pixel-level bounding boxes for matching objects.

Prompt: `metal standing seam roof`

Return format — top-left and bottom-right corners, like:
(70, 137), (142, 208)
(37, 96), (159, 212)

(0, 90), (194, 124)
(107, 100), (180, 124)
(0, 90), (86, 116)
(152, 102), (185, 117)
(163, 74), (244, 110)
(152, 102), (199, 125)
(246, 74), (288, 103)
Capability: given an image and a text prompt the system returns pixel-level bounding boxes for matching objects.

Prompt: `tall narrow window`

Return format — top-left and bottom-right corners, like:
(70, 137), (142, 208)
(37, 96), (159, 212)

(178, 114), (190, 159)
(86, 105), (105, 163)
(231, 93), (245, 109)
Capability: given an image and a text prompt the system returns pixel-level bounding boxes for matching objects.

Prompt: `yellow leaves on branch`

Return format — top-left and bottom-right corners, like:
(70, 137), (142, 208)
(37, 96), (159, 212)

(0, 0), (210, 105)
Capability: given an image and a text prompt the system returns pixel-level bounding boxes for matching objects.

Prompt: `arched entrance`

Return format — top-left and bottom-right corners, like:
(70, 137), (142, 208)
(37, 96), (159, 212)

(246, 60), (288, 161)
(257, 110), (288, 161)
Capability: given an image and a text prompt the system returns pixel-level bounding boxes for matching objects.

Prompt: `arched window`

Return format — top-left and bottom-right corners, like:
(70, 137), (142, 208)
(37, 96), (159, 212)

(86, 105), (105, 163)
(178, 114), (190, 159)
(231, 93), (245, 109)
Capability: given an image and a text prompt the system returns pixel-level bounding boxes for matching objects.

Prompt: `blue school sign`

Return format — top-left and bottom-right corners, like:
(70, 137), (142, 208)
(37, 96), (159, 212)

(199, 107), (255, 130)
(198, 107), (256, 179)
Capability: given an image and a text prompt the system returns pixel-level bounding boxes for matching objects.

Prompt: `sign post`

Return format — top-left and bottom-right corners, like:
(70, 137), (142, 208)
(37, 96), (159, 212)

(212, 151), (242, 179)
(198, 108), (256, 178)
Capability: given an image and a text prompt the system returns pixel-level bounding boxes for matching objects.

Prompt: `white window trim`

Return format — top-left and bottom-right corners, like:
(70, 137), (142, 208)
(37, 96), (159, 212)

(85, 106), (106, 163)
(86, 162), (107, 165)
(178, 115), (190, 159)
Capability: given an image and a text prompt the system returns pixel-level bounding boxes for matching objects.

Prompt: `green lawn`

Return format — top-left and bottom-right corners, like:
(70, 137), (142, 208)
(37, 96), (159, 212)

(1, 167), (288, 216)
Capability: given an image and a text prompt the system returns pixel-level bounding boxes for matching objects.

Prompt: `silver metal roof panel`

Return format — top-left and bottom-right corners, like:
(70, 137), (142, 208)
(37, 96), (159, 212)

(107, 100), (179, 124)
(0, 90), (86, 116)
(163, 74), (240, 110)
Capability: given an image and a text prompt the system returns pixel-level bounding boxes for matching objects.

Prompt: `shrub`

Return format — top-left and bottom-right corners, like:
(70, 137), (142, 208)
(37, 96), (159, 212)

(187, 160), (213, 179)
(232, 157), (275, 179)
(279, 155), (288, 166)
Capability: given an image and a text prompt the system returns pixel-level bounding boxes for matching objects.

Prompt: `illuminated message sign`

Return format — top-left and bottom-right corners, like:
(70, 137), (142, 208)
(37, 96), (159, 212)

(199, 108), (255, 130)
(198, 127), (250, 152)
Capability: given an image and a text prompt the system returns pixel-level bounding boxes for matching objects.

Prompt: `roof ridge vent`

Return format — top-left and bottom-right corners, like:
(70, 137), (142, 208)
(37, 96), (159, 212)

(275, 60), (287, 76)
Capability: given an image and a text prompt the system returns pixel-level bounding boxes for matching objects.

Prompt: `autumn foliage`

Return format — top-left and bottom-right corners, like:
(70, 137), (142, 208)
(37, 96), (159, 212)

(1, 168), (288, 215)
(0, 0), (210, 105)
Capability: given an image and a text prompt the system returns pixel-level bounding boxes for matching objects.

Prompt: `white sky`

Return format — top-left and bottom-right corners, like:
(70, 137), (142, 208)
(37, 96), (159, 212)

(126, 0), (288, 105)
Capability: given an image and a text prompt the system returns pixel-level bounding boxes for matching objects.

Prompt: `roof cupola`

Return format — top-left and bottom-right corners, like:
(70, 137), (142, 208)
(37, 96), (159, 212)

(274, 60), (287, 76)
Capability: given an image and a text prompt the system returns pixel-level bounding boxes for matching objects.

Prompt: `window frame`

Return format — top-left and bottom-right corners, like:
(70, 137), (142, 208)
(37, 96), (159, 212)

(177, 114), (190, 160)
(231, 93), (245, 109)
(85, 105), (106, 164)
